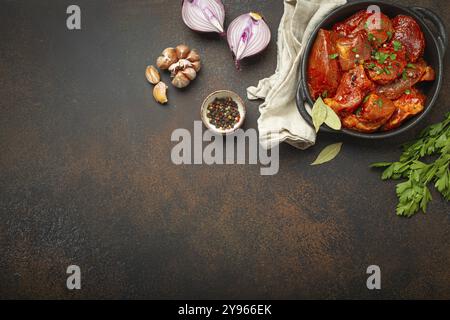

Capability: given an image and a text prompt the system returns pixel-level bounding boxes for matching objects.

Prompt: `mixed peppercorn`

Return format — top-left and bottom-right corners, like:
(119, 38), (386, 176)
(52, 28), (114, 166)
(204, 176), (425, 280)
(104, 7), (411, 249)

(206, 97), (241, 130)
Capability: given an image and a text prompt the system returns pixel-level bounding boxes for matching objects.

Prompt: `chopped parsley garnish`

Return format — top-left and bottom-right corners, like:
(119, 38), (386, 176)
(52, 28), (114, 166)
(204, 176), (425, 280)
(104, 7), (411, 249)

(368, 33), (376, 42)
(407, 63), (416, 69)
(366, 62), (376, 70)
(352, 48), (358, 53)
(402, 70), (408, 80)
(374, 50), (398, 65)
(393, 40), (402, 51)
(387, 31), (393, 40)
(374, 51), (390, 64)
(363, 95), (370, 103)
(377, 99), (384, 108)
(405, 89), (411, 95)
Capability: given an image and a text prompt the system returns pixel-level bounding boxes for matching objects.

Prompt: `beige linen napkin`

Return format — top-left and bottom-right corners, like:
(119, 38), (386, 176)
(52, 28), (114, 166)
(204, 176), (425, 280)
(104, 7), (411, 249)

(247, 0), (347, 150)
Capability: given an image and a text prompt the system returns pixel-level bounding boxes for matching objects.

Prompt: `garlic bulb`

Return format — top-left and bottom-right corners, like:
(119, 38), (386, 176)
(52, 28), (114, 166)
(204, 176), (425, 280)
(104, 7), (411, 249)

(156, 44), (201, 88)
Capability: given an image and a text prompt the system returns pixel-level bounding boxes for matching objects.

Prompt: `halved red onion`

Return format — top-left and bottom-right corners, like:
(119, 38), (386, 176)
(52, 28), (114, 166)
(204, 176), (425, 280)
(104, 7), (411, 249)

(227, 12), (271, 69)
(182, 0), (225, 35)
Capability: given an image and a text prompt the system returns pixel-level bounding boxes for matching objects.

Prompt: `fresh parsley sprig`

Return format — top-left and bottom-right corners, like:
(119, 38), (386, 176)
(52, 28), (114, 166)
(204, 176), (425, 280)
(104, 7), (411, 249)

(371, 112), (450, 217)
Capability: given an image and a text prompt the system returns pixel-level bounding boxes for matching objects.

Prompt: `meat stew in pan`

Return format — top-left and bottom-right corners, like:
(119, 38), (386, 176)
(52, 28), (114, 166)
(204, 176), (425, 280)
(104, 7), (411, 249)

(307, 10), (436, 133)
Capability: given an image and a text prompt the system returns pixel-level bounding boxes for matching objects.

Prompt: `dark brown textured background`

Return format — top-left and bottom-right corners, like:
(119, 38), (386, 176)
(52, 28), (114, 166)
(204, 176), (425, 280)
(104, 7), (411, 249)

(0, 0), (449, 299)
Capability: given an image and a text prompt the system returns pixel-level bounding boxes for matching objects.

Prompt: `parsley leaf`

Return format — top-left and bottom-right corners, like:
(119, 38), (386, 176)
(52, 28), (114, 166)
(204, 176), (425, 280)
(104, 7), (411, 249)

(374, 51), (390, 64)
(329, 53), (339, 59)
(371, 112), (450, 217)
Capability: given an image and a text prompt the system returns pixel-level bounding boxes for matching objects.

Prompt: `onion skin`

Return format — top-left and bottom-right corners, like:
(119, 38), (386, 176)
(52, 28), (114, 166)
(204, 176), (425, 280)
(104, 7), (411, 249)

(182, 0), (226, 35)
(227, 12), (271, 69)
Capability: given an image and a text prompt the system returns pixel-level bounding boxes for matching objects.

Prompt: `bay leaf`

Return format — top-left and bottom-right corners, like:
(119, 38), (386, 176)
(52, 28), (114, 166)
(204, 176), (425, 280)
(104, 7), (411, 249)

(311, 142), (343, 166)
(311, 97), (328, 133)
(324, 106), (342, 130)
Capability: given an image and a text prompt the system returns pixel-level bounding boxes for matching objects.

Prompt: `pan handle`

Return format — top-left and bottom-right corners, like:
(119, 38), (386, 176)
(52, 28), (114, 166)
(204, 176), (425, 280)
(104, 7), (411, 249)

(296, 83), (334, 134)
(411, 6), (448, 56)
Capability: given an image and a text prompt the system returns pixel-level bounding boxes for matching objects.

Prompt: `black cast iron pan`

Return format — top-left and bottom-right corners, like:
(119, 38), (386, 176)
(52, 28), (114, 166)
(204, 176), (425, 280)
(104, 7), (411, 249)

(296, 1), (447, 139)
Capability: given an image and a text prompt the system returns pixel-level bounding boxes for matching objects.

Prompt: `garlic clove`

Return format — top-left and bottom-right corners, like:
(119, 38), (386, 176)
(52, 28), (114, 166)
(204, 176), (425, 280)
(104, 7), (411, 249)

(145, 65), (160, 85)
(192, 60), (201, 72)
(157, 48), (177, 69)
(176, 44), (190, 59)
(182, 67), (197, 81)
(157, 56), (171, 70)
(186, 49), (200, 62)
(172, 72), (190, 88)
(153, 82), (169, 104)
(162, 47), (177, 62)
